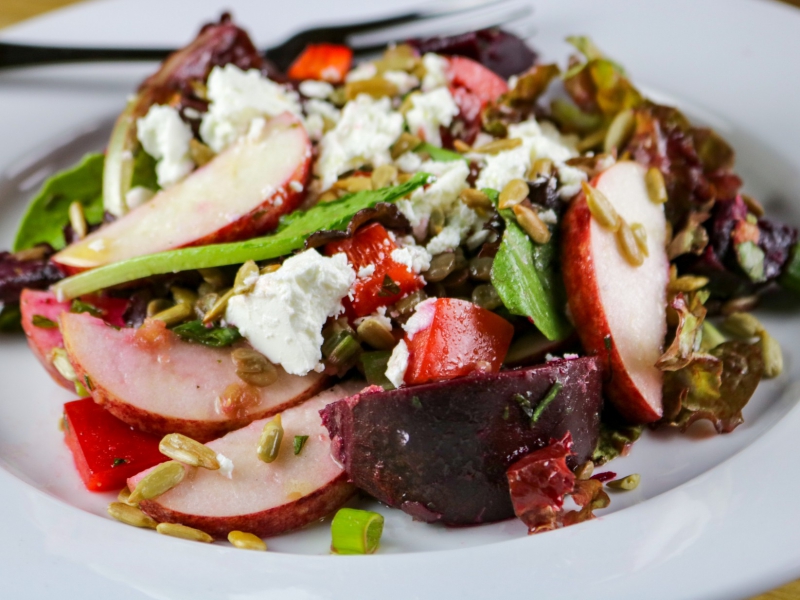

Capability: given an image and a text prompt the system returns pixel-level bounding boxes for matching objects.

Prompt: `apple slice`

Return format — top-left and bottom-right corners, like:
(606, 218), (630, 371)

(20, 289), (73, 390)
(561, 161), (669, 423)
(53, 112), (310, 272)
(128, 383), (362, 539)
(60, 312), (329, 441)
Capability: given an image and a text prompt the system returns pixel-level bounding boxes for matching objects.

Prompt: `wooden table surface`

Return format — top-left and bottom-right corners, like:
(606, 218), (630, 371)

(1, 0), (799, 598)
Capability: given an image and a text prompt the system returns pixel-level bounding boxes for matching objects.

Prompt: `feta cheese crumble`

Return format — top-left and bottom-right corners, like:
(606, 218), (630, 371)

(200, 64), (302, 153)
(225, 250), (355, 375)
(475, 119), (587, 199)
(391, 245), (432, 274)
(314, 95), (403, 191)
(382, 70), (419, 95)
(406, 88), (459, 147)
(216, 453), (234, 479)
(299, 79), (334, 99)
(136, 104), (194, 188)
(303, 99), (341, 141)
(402, 298), (436, 340)
(421, 53), (449, 91)
(385, 339), (409, 388)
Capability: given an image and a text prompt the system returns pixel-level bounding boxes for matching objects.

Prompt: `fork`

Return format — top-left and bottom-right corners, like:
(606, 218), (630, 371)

(0, 0), (533, 71)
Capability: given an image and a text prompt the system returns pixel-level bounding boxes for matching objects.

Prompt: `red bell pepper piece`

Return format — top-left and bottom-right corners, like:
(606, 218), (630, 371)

(325, 222), (424, 319)
(63, 398), (167, 492)
(403, 298), (514, 385)
(288, 43), (353, 83)
(446, 55), (509, 105)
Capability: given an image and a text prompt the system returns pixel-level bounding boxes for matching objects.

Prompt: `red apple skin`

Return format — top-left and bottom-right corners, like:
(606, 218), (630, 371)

(128, 385), (361, 539)
(561, 165), (667, 424)
(19, 289), (73, 390)
(61, 312), (330, 442)
(53, 113), (311, 275)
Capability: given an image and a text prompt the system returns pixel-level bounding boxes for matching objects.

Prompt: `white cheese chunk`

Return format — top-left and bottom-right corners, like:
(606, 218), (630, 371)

(406, 87), (459, 147)
(216, 453), (234, 479)
(385, 339), (409, 388)
(391, 244), (432, 274)
(382, 70), (419, 94)
(136, 104), (194, 188)
(200, 64), (302, 153)
(346, 62), (378, 82)
(299, 80), (334, 99)
(225, 250), (355, 376)
(314, 95), (403, 191)
(421, 53), (449, 91)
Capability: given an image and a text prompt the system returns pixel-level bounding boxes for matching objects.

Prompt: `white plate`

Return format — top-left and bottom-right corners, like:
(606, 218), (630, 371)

(1, 0), (800, 598)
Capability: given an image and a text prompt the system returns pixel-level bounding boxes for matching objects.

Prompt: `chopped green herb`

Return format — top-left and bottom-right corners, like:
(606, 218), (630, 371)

(84, 374), (94, 391)
(331, 508), (384, 555)
(604, 335), (612, 351)
(112, 458), (128, 467)
(32, 314), (58, 329)
(70, 299), (103, 317)
(53, 174), (430, 299)
(411, 396), (422, 409)
(377, 274), (401, 297)
(532, 382), (562, 423)
(414, 142), (467, 163)
(172, 320), (242, 347)
(293, 435), (309, 455)
(513, 393), (534, 421)
(502, 405), (510, 420)
(735, 241), (766, 283)
(360, 351), (394, 390)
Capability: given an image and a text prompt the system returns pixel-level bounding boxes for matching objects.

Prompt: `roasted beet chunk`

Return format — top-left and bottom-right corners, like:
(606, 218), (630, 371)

(0, 247), (64, 305)
(321, 357), (603, 526)
(407, 29), (537, 79)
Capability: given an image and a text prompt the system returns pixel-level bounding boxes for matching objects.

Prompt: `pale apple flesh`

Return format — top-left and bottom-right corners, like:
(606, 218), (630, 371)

(60, 312), (329, 441)
(19, 289), (73, 390)
(561, 161), (669, 423)
(129, 383), (362, 539)
(53, 112), (311, 272)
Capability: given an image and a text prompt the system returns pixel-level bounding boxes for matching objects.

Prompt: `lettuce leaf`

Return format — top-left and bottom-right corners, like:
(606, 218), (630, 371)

(656, 293), (706, 371)
(53, 174), (430, 299)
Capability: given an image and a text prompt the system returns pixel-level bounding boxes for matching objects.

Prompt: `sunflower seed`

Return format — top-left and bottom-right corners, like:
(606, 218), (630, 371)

(513, 203), (551, 244)
(198, 267), (229, 290)
(356, 317), (396, 350)
(189, 138), (215, 167)
(159, 433), (220, 470)
(630, 222), (649, 257)
(127, 461), (186, 505)
(371, 164), (398, 189)
(171, 286), (198, 307)
(472, 138), (522, 155)
(645, 167), (668, 204)
(616, 220), (644, 267)
(741, 194), (765, 218)
(582, 181), (620, 231)
(760, 330), (783, 378)
(345, 77), (398, 100)
(526, 157), (554, 180)
(607, 473), (640, 490)
(722, 312), (763, 338)
(257, 414), (284, 463)
(459, 188), (493, 211)
(231, 348), (278, 388)
(453, 139), (472, 153)
(50, 348), (77, 382)
(428, 206), (445, 236)
(107, 502), (158, 529)
(334, 176), (373, 193)
(202, 288), (234, 324)
(68, 201), (88, 240)
(391, 132), (422, 159)
(574, 461), (594, 480)
(603, 108), (636, 153)
(156, 522), (213, 543)
(498, 179), (529, 210)
(576, 128), (607, 152)
(233, 260), (259, 294)
(228, 530), (267, 551)
(147, 298), (173, 318)
(668, 275), (709, 293)
(151, 302), (193, 327)
(118, 487), (132, 503)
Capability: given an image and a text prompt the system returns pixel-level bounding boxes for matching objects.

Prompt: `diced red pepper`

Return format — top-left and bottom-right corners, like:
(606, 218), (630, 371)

(63, 398), (167, 492)
(403, 298), (514, 385)
(288, 43), (353, 83)
(506, 432), (575, 533)
(446, 55), (509, 105)
(81, 294), (130, 328)
(325, 222), (424, 319)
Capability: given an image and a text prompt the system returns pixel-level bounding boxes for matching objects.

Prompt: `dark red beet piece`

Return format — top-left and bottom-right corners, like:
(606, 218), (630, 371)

(0, 248), (64, 305)
(407, 29), (537, 79)
(63, 398), (167, 492)
(506, 432), (575, 532)
(321, 357), (603, 526)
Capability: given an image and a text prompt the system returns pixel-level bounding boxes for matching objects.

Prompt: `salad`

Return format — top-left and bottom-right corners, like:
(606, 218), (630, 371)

(2, 13), (798, 551)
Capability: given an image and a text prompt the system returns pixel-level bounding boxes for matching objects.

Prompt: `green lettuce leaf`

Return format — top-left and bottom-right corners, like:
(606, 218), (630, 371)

(172, 320), (242, 347)
(13, 153), (105, 252)
(53, 173), (430, 299)
(656, 293), (706, 371)
(490, 201), (571, 341)
(592, 419), (643, 466)
(413, 142), (466, 163)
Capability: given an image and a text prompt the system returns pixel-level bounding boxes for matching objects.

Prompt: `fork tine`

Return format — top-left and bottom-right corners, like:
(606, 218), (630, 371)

(348, 2), (534, 57)
(264, 0), (524, 69)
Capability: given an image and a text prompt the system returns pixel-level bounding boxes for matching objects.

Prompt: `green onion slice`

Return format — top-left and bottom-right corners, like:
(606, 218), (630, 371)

(330, 508), (384, 555)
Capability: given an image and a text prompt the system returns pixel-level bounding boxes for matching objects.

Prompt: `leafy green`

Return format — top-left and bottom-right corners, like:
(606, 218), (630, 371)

(13, 151), (159, 253)
(736, 241), (766, 282)
(360, 351), (395, 390)
(490, 202), (571, 341)
(70, 299), (103, 318)
(293, 435), (309, 455)
(32, 315), (58, 329)
(780, 242), (800, 294)
(592, 419), (643, 466)
(172, 320), (242, 348)
(656, 293), (706, 371)
(13, 154), (105, 252)
(532, 382), (562, 423)
(661, 341), (763, 433)
(53, 174), (430, 299)
(413, 142), (466, 163)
